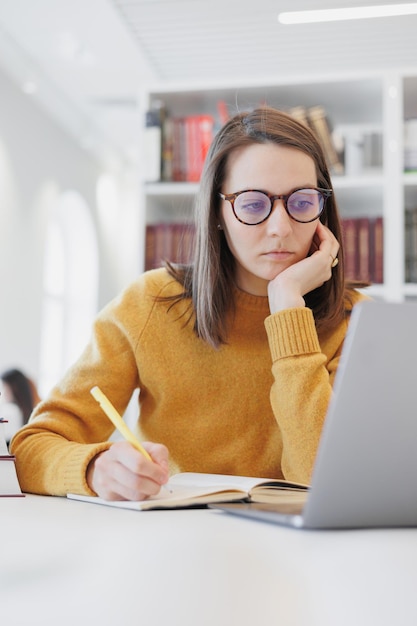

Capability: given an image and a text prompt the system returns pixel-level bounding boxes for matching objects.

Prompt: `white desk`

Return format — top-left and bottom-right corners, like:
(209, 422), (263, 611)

(1, 495), (417, 626)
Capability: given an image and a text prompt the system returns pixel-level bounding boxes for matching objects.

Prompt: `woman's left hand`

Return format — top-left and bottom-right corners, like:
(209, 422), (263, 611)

(268, 222), (340, 314)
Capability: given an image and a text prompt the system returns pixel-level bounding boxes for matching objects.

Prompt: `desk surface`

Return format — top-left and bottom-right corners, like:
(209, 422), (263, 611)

(2, 494), (417, 626)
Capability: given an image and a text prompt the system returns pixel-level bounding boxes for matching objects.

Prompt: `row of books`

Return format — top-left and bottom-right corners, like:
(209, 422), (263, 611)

(144, 105), (218, 183)
(405, 207), (417, 282)
(288, 105), (344, 175)
(342, 216), (383, 284)
(145, 222), (196, 271)
(145, 217), (384, 284)
(144, 101), (349, 184)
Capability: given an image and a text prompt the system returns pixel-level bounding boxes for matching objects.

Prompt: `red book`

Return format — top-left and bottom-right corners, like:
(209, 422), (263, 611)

(356, 218), (371, 282)
(186, 116), (201, 182)
(198, 114), (214, 175)
(370, 217), (384, 283)
(145, 224), (156, 271)
(342, 219), (358, 281)
(172, 118), (184, 181)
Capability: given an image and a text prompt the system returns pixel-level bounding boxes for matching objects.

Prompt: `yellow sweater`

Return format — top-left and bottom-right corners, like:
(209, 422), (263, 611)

(11, 268), (366, 496)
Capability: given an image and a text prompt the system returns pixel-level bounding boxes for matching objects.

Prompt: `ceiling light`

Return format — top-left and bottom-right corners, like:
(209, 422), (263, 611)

(278, 3), (417, 24)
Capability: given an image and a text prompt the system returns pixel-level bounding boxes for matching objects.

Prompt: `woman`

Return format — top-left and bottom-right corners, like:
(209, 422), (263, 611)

(1, 368), (41, 443)
(11, 106), (367, 500)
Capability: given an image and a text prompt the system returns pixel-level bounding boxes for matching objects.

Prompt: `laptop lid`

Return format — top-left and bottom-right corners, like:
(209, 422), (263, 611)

(213, 300), (417, 529)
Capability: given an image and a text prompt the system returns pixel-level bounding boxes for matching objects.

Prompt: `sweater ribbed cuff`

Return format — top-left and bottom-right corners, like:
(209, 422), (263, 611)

(264, 307), (320, 361)
(63, 441), (113, 496)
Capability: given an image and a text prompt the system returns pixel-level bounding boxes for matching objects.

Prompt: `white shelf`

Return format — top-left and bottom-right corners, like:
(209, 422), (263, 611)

(145, 182), (199, 196)
(404, 173), (417, 186)
(146, 175), (384, 196)
(138, 71), (417, 298)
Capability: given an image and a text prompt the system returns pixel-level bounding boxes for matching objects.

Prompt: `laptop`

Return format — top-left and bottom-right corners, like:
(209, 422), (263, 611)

(212, 300), (417, 529)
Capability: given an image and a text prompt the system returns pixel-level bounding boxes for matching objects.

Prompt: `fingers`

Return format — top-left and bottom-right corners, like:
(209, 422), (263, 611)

(315, 221), (340, 261)
(87, 441), (170, 501)
(143, 441), (170, 475)
(267, 223), (341, 313)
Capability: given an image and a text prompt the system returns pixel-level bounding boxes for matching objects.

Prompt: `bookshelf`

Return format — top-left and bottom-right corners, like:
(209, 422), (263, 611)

(138, 70), (417, 302)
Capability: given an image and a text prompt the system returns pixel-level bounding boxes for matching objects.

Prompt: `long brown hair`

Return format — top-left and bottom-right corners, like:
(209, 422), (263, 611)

(163, 106), (361, 348)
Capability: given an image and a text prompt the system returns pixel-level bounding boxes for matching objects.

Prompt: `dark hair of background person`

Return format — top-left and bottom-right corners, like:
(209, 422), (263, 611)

(0, 368), (41, 424)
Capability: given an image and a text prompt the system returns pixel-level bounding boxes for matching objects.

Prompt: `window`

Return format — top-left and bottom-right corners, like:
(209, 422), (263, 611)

(39, 191), (98, 396)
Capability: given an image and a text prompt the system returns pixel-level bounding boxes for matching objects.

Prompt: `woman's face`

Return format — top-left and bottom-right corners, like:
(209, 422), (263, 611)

(219, 142), (320, 296)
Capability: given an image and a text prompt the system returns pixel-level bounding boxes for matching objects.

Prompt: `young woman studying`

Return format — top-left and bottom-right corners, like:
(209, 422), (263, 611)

(11, 106), (367, 501)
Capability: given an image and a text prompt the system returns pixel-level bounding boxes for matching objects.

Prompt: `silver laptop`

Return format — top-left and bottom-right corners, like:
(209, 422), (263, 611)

(212, 300), (417, 529)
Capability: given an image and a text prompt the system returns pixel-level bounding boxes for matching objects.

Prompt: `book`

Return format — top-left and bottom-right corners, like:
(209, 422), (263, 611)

(342, 218), (358, 281)
(144, 105), (164, 182)
(288, 105), (310, 128)
(307, 105), (344, 175)
(356, 217), (371, 282)
(342, 216), (384, 284)
(68, 472), (308, 511)
(370, 216), (384, 284)
(0, 419), (24, 497)
(145, 222), (196, 270)
(405, 207), (417, 282)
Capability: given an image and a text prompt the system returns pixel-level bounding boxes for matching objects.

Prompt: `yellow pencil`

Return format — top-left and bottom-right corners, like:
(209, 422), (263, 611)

(91, 386), (171, 494)
(90, 386), (152, 460)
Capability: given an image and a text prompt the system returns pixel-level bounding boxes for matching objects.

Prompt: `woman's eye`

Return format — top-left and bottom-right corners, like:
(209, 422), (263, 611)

(292, 200), (312, 210)
(241, 201), (266, 212)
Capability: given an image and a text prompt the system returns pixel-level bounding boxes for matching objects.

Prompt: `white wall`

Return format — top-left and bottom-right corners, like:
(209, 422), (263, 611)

(0, 66), (140, 384)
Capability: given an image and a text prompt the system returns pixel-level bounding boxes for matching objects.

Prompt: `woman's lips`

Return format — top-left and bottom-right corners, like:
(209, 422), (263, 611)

(263, 250), (294, 261)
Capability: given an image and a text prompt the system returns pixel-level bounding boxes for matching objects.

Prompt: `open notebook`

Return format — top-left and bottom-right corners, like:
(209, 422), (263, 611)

(212, 300), (417, 529)
(68, 473), (307, 510)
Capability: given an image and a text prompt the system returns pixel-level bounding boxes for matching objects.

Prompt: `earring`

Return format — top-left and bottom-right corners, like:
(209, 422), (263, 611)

(217, 224), (222, 230)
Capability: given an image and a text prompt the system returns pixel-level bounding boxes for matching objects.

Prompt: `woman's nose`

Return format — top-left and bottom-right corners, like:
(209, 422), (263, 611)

(266, 199), (293, 237)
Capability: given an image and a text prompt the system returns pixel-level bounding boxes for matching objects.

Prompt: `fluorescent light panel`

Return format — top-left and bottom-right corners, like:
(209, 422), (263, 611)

(278, 3), (417, 24)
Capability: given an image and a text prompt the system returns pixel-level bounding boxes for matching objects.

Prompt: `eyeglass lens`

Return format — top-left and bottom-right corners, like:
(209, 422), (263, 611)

(234, 189), (325, 224)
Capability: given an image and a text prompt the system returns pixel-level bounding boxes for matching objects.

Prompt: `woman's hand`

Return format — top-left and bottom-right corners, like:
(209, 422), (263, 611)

(268, 222), (340, 314)
(86, 440), (170, 501)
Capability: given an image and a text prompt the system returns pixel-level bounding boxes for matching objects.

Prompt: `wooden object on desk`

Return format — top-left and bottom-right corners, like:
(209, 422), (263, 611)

(0, 419), (23, 497)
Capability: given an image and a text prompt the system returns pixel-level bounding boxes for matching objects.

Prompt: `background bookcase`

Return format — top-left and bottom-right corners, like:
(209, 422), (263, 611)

(138, 70), (417, 302)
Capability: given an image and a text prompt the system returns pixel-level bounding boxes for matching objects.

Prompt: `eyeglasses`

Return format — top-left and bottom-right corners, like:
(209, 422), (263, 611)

(219, 187), (332, 225)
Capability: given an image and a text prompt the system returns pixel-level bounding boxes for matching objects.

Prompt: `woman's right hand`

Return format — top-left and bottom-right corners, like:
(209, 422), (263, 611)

(86, 440), (170, 501)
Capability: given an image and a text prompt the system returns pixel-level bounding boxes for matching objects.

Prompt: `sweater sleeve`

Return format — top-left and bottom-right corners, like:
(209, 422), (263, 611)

(10, 283), (145, 497)
(264, 307), (345, 485)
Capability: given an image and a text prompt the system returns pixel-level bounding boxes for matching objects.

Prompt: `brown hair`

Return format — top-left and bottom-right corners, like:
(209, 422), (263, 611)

(164, 106), (362, 348)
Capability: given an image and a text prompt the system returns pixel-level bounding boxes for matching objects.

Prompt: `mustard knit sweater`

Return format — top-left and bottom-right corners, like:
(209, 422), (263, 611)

(11, 268), (366, 496)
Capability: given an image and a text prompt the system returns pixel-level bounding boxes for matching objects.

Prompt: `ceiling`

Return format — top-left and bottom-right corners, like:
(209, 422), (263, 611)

(0, 0), (416, 167)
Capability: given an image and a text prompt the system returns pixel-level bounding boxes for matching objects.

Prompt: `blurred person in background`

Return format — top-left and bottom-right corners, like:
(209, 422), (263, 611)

(0, 368), (41, 443)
